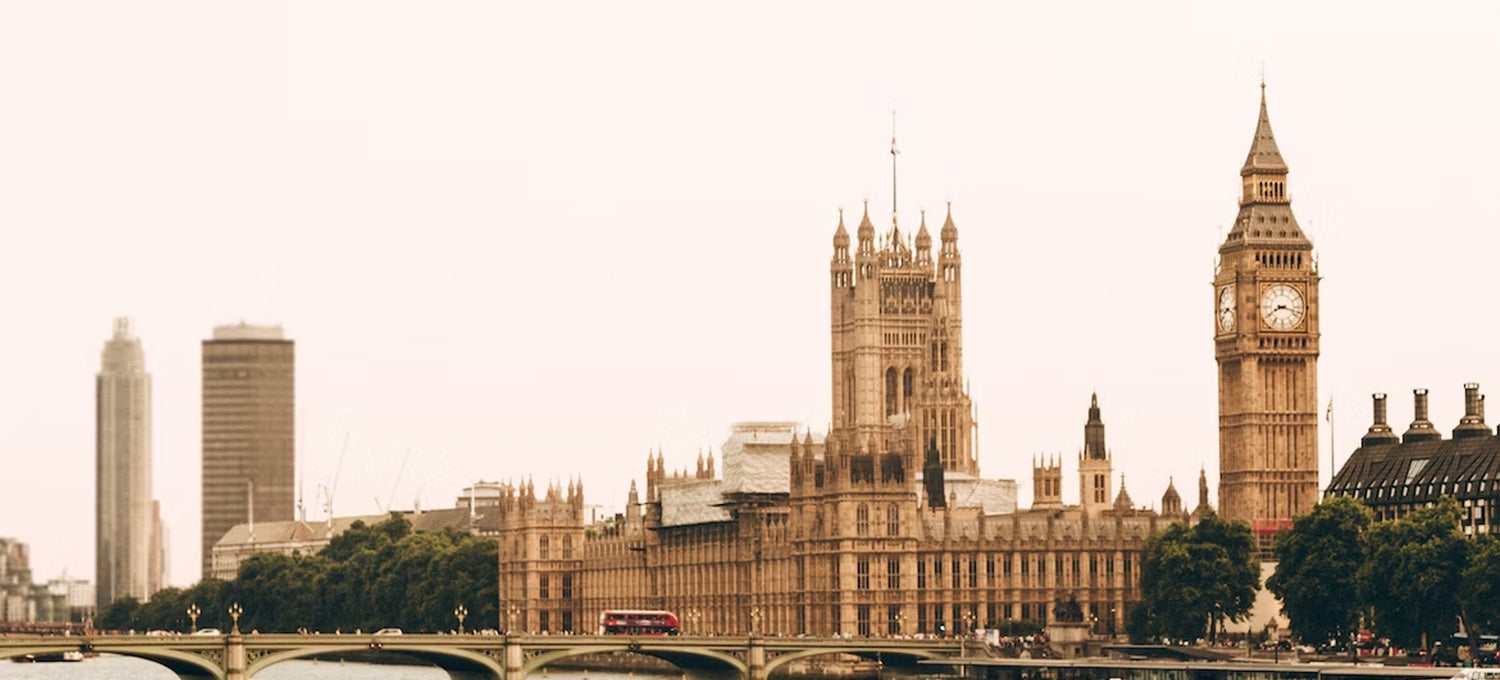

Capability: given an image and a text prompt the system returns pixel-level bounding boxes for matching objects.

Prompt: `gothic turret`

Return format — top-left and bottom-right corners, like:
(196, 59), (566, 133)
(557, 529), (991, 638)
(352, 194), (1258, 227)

(1113, 476), (1134, 511)
(857, 201), (875, 254)
(1078, 393), (1113, 515)
(1162, 478), (1183, 517)
(915, 210), (931, 263)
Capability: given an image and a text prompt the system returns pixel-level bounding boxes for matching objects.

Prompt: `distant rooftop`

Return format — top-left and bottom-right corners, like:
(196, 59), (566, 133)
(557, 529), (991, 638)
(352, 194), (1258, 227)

(211, 322), (286, 341)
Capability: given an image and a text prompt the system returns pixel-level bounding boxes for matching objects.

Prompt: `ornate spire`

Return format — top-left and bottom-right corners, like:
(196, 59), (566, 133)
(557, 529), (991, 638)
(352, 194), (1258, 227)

(1241, 82), (1287, 177)
(833, 207), (849, 248)
(940, 201), (957, 242)
(1084, 392), (1106, 460)
(915, 209), (931, 249)
(1113, 475), (1133, 510)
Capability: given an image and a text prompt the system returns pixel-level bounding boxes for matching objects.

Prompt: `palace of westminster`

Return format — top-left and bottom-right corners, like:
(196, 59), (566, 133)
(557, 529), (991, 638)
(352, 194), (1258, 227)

(465, 88), (1488, 637)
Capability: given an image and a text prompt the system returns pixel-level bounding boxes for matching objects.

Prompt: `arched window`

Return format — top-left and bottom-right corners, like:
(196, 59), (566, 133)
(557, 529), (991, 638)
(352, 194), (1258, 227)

(885, 367), (899, 416)
(538, 537), (550, 560)
(886, 503), (900, 536)
(856, 504), (870, 536)
(562, 535), (573, 559)
(902, 368), (914, 414)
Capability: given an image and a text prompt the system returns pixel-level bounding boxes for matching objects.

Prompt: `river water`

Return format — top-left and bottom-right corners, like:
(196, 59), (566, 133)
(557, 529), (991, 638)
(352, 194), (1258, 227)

(0, 656), (743, 680)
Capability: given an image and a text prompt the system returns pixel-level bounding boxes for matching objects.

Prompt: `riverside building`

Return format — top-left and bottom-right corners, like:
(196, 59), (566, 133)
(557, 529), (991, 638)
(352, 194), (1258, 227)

(492, 90), (1320, 637)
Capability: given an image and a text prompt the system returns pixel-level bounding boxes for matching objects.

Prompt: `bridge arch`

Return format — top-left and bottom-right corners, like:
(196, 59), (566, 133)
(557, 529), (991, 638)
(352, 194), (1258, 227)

(763, 647), (945, 677)
(247, 644), (505, 680)
(0, 644), (224, 680)
(523, 644), (748, 678)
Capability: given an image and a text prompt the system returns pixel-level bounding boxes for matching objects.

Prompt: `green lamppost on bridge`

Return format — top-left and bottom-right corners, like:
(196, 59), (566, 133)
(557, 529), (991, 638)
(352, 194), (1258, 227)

(187, 604), (201, 633)
(455, 604), (468, 635)
(229, 603), (243, 635)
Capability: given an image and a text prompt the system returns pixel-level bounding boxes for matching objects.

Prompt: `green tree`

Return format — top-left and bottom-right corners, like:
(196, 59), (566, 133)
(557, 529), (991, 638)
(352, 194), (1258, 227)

(1358, 496), (1467, 650)
(95, 596), (141, 632)
(1138, 511), (1259, 644)
(1268, 495), (1371, 648)
(1461, 536), (1500, 656)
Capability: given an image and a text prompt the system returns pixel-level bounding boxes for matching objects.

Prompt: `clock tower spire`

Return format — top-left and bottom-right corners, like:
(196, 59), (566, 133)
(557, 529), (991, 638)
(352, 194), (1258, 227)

(1213, 84), (1320, 553)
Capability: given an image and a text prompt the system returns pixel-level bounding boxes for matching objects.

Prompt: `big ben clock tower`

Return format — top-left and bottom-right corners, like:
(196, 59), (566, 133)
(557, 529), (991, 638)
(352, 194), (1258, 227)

(1214, 85), (1320, 550)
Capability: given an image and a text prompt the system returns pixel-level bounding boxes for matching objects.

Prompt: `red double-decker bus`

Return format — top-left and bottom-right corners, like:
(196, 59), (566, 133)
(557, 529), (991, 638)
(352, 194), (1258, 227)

(598, 609), (680, 635)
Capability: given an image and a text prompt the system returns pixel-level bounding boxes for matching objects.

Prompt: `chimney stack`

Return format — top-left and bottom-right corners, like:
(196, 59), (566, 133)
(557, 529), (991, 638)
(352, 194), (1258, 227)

(1454, 383), (1490, 439)
(1402, 388), (1441, 443)
(1361, 393), (1400, 447)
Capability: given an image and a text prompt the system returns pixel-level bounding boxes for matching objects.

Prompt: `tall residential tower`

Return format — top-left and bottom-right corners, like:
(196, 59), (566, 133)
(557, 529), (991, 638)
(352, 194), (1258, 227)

(96, 318), (155, 607)
(201, 323), (295, 579)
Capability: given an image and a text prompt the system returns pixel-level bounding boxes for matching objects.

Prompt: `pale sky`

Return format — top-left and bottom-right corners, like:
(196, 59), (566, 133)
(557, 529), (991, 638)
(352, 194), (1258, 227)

(1, 2), (1497, 588)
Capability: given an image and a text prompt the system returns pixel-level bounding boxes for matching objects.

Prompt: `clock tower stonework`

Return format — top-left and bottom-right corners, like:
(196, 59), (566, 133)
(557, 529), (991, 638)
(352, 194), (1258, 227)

(1214, 85), (1320, 550)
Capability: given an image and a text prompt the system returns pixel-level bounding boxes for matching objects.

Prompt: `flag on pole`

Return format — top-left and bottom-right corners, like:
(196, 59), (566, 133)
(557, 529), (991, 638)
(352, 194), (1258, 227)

(1326, 397), (1333, 422)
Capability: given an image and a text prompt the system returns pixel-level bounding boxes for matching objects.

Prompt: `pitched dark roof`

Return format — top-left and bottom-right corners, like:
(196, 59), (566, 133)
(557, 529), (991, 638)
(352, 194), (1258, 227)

(1327, 433), (1500, 506)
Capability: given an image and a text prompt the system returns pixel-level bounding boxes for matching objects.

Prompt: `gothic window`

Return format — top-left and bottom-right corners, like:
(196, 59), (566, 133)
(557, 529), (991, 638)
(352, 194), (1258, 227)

(951, 559), (960, 589)
(887, 558), (900, 589)
(886, 503), (900, 536)
(830, 556), (841, 589)
(885, 367), (899, 416)
(562, 575), (573, 599)
(856, 504), (870, 536)
(539, 575), (550, 599)
(856, 605), (871, 637)
(968, 559), (978, 588)
(902, 368), (914, 414)
(539, 538), (550, 560)
(888, 605), (901, 635)
(917, 559), (927, 588)
(562, 535), (573, 559)
(857, 557), (870, 590)
(562, 611), (573, 633)
(539, 610), (550, 632)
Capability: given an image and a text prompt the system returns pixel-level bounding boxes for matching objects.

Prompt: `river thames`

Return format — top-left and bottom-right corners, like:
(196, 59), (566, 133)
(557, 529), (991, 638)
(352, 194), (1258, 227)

(0, 656), (735, 680)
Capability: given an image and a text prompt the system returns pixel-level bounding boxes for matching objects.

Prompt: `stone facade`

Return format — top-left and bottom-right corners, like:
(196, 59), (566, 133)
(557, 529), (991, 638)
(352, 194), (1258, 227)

(489, 97), (1339, 637)
(1213, 85), (1321, 551)
(506, 197), (1203, 637)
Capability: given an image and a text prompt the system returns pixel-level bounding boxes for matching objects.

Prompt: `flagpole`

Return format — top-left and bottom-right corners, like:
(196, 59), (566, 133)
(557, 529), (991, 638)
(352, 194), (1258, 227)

(1327, 397), (1335, 491)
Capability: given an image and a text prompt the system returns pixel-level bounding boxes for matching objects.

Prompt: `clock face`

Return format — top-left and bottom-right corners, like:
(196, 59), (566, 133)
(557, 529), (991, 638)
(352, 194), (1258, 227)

(1260, 284), (1305, 330)
(1217, 286), (1236, 332)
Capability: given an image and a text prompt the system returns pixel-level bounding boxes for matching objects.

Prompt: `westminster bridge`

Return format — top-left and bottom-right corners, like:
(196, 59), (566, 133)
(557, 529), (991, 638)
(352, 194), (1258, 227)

(0, 632), (965, 680)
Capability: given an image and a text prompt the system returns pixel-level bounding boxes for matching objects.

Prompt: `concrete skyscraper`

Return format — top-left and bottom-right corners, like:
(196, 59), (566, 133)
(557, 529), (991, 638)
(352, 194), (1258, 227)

(96, 317), (155, 607)
(201, 323), (295, 579)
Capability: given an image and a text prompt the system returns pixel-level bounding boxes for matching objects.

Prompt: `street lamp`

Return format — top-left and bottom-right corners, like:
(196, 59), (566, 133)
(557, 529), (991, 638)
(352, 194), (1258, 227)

(506, 604), (519, 634)
(455, 604), (468, 635)
(187, 604), (201, 633)
(228, 603), (243, 635)
(686, 609), (701, 636)
(750, 607), (762, 636)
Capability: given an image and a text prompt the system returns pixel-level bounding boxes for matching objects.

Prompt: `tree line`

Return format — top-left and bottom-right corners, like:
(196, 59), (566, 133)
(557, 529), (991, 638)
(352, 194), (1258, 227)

(97, 514), (499, 634)
(1128, 496), (1499, 658)
(1268, 495), (1498, 656)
